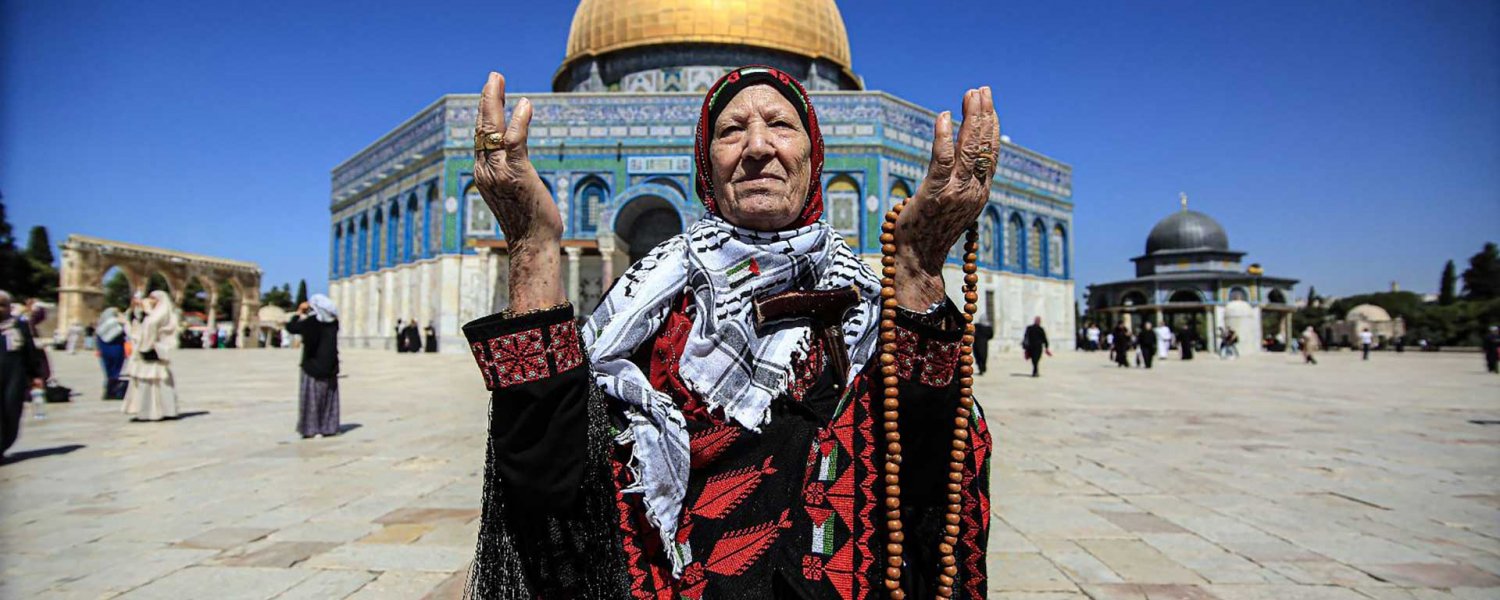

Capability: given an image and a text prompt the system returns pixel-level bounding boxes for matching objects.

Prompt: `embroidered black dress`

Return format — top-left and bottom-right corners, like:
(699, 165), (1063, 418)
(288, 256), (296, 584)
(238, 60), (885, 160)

(461, 298), (992, 599)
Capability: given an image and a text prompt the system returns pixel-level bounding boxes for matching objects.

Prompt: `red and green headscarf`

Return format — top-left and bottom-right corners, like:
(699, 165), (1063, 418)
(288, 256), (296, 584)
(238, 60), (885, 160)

(693, 66), (825, 230)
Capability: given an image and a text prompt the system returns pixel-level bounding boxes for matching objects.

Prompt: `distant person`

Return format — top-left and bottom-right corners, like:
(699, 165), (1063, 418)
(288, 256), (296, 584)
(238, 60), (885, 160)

(1154, 323), (1172, 359)
(65, 324), (85, 354)
(287, 295), (341, 439)
(1022, 316), (1050, 377)
(1085, 323), (1101, 352)
(123, 291), (180, 422)
(394, 319), (405, 352)
(1, 291), (48, 461)
(1178, 326), (1196, 360)
(1394, 335), (1405, 353)
(95, 307), (129, 400)
(1359, 328), (1373, 360)
(1112, 323), (1132, 368)
(1301, 326), (1321, 365)
(1138, 323), (1158, 369)
(1482, 326), (1499, 374)
(1221, 328), (1240, 360)
(973, 317), (994, 375)
(401, 318), (421, 354)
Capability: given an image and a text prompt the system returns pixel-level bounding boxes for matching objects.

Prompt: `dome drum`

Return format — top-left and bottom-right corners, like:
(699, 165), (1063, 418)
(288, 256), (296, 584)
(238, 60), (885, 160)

(554, 43), (858, 92)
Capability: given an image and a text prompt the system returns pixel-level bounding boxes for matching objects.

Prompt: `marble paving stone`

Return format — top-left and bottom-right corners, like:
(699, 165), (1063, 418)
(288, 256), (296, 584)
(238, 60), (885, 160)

(1095, 511), (1192, 534)
(1201, 584), (1372, 599)
(1077, 540), (1206, 585)
(301, 543), (474, 572)
(113, 566), (311, 600)
(419, 567), (470, 600)
(1355, 563), (1500, 588)
(359, 523), (435, 544)
(213, 541), (341, 568)
(274, 569), (379, 600)
(987, 552), (1078, 592)
(344, 570), (453, 600)
(267, 520), (380, 544)
(175, 526), (276, 550)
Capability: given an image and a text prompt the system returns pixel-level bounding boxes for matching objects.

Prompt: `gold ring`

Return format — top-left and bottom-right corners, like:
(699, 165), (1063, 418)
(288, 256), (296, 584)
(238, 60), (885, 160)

(974, 156), (994, 177)
(474, 131), (503, 152)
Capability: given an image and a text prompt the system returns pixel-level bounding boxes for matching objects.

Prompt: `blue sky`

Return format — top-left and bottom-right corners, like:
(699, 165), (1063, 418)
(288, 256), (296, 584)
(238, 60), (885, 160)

(3, 0), (1497, 300)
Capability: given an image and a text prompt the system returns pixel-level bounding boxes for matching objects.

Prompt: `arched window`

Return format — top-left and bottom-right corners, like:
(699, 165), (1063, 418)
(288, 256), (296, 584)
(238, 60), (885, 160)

(405, 194), (419, 263)
(387, 201), (401, 266)
(825, 176), (860, 238)
(1006, 213), (1023, 268)
(427, 186), (443, 255)
(466, 183), (495, 235)
(373, 210), (386, 269)
(980, 208), (999, 267)
(333, 224), (344, 278)
(1229, 287), (1249, 302)
(576, 178), (609, 233)
(358, 215), (370, 274)
(1049, 224), (1067, 277)
(1028, 219), (1045, 273)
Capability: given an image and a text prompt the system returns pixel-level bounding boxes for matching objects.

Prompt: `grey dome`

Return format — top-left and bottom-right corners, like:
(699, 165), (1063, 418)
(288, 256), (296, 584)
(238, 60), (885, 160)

(1145, 210), (1229, 254)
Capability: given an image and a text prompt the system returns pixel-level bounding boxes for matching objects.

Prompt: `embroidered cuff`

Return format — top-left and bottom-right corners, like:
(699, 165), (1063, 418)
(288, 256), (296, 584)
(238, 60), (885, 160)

(463, 303), (586, 391)
(891, 298), (964, 387)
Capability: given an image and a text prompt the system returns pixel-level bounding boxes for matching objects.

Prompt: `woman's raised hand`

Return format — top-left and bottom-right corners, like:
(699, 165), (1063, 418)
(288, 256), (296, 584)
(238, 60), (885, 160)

(893, 86), (1001, 308)
(474, 72), (564, 311)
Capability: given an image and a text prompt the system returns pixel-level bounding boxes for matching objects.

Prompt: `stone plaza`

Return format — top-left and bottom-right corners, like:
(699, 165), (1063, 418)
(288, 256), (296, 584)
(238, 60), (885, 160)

(1, 348), (1496, 599)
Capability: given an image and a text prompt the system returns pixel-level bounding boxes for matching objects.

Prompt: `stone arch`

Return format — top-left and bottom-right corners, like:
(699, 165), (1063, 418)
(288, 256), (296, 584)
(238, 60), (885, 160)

(1006, 212), (1024, 269)
(1028, 218), (1045, 274)
(1121, 290), (1150, 307)
(615, 194), (684, 265)
(1050, 223), (1068, 278)
(57, 235), (262, 347)
(405, 192), (420, 263)
(980, 206), (1001, 267)
(574, 175), (611, 234)
(1169, 289), (1205, 304)
(1229, 286), (1250, 302)
(1267, 289), (1287, 304)
(824, 175), (860, 237)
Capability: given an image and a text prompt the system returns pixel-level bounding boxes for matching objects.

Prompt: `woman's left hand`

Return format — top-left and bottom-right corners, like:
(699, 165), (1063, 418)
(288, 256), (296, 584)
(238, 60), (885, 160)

(893, 86), (1000, 309)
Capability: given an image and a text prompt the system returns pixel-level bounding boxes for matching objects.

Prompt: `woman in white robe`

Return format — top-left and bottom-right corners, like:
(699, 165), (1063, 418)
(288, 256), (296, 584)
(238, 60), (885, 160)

(123, 290), (180, 421)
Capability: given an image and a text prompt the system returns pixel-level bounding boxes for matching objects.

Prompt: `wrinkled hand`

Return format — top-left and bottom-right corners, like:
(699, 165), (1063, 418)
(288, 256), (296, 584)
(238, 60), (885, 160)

(893, 87), (1000, 308)
(474, 72), (563, 311)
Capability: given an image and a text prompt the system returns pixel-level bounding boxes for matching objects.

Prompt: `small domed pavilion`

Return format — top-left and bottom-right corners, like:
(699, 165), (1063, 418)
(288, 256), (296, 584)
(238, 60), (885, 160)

(1087, 194), (1298, 350)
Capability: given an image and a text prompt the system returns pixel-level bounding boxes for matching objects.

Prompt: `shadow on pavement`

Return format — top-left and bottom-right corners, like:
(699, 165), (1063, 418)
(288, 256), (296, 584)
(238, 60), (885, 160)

(2, 444), (86, 466)
(338, 423), (363, 434)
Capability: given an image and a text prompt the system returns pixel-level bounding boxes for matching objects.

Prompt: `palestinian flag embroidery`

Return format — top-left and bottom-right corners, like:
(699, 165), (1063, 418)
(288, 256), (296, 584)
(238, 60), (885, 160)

(727, 257), (761, 288)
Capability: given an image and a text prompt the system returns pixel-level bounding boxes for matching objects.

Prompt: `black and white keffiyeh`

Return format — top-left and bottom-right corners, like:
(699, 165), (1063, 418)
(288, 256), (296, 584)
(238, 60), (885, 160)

(582, 215), (880, 573)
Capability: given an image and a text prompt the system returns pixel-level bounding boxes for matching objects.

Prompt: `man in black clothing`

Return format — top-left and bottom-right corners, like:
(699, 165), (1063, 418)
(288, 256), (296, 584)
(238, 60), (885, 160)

(974, 318), (994, 375)
(1483, 326), (1499, 374)
(1022, 316), (1050, 377)
(1113, 324), (1133, 367)
(1137, 323), (1157, 369)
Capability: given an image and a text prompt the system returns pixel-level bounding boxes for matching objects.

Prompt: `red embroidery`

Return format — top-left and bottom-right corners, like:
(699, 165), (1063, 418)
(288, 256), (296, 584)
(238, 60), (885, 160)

(490, 329), (547, 388)
(802, 555), (825, 581)
(690, 425), (742, 469)
(691, 456), (777, 520)
(469, 321), (586, 390)
(705, 509), (793, 577)
(803, 481), (827, 506)
(920, 339), (960, 387)
(788, 339), (826, 403)
(549, 322), (584, 372)
(962, 412), (993, 599)
(892, 324), (961, 387)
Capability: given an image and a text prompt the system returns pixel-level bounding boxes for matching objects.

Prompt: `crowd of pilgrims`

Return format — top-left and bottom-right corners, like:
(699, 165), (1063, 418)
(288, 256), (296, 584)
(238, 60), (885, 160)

(1, 288), (348, 462)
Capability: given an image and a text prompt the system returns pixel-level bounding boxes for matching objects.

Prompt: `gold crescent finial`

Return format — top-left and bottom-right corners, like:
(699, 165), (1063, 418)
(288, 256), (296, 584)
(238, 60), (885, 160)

(1180, 192), (1188, 211)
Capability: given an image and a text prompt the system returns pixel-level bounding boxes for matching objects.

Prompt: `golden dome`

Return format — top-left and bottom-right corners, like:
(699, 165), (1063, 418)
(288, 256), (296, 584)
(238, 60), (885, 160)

(563, 0), (854, 75)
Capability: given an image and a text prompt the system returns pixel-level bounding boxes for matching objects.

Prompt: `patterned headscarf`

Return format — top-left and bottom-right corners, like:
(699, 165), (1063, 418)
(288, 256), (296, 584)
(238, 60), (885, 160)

(310, 294), (338, 323)
(693, 65), (825, 229)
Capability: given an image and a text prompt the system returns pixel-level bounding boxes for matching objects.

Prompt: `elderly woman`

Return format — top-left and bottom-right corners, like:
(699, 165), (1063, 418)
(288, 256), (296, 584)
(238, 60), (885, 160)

(286, 294), (341, 438)
(96, 307), (129, 400)
(1, 291), (48, 460)
(462, 67), (998, 599)
(123, 290), (180, 421)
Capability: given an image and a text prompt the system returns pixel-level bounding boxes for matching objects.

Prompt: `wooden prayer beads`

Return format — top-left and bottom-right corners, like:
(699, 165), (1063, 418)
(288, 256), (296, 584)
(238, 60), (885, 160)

(879, 199), (980, 599)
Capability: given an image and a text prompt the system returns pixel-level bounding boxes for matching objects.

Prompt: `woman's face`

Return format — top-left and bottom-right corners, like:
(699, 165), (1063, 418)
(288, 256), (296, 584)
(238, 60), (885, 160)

(709, 84), (812, 231)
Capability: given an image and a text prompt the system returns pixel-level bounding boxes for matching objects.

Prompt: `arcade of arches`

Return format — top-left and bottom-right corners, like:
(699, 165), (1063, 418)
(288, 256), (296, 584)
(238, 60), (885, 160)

(56, 235), (264, 347)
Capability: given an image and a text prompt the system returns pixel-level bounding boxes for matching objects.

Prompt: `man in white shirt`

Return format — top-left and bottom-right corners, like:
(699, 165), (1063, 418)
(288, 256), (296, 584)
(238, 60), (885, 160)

(1155, 323), (1173, 359)
(1360, 328), (1374, 360)
(1086, 324), (1101, 352)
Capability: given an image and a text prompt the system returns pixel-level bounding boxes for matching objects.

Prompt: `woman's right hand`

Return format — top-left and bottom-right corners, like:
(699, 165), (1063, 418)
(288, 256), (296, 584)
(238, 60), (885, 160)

(474, 72), (564, 312)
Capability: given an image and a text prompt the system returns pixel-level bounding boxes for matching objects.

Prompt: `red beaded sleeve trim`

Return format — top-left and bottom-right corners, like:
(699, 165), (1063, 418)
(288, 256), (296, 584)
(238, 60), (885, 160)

(468, 319), (587, 391)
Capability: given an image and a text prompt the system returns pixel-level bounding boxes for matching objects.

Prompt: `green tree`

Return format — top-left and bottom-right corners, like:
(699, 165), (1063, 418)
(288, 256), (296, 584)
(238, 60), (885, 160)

(261, 283), (293, 311)
(24, 226), (58, 300)
(296, 279), (308, 304)
(216, 281), (237, 320)
(103, 271), (133, 310)
(1461, 242), (1500, 300)
(147, 273), (171, 294)
(1306, 286), (1319, 306)
(0, 194), (37, 296)
(1439, 260), (1458, 306)
(181, 279), (208, 314)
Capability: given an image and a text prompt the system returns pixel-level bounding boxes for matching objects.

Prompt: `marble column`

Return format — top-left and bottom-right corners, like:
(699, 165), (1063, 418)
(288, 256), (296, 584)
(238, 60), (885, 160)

(565, 246), (583, 307)
(597, 237), (616, 293)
